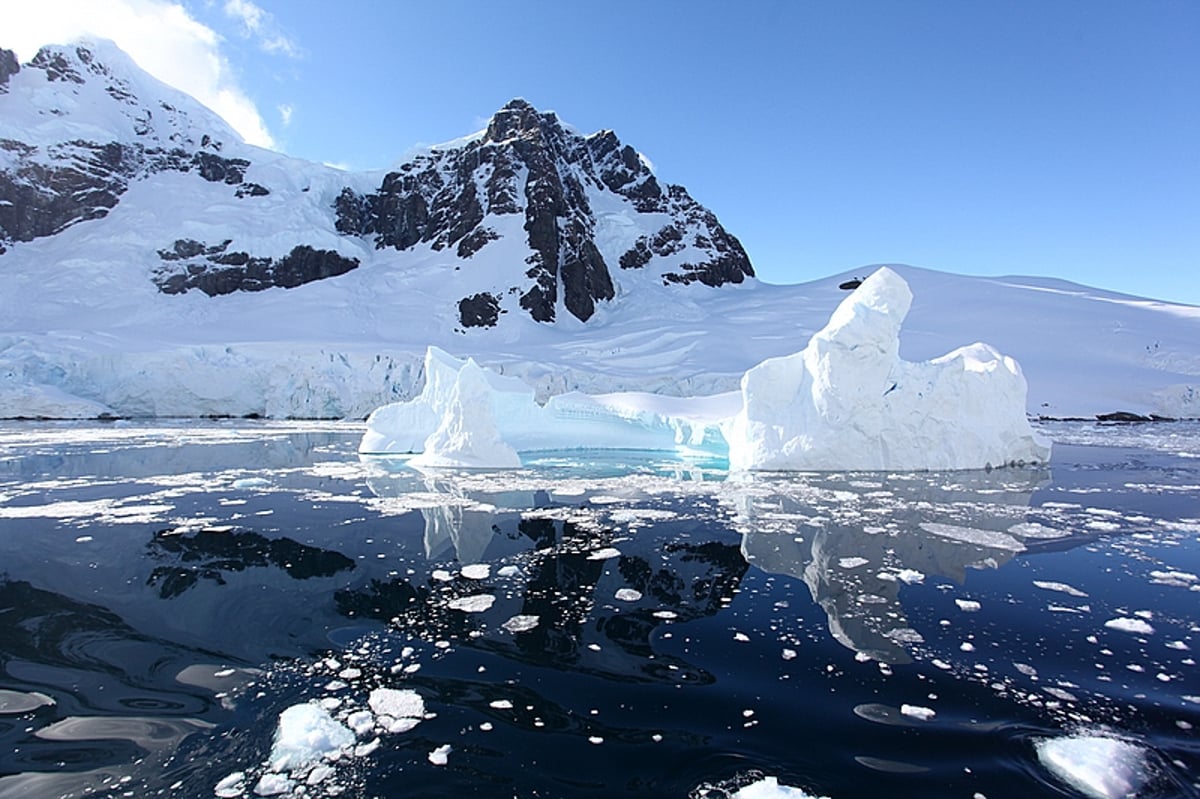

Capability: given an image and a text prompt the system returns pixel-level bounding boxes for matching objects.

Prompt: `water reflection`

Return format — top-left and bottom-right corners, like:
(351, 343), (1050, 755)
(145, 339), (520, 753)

(0, 579), (231, 798)
(732, 468), (1053, 663)
(362, 457), (1059, 667)
(145, 526), (356, 598)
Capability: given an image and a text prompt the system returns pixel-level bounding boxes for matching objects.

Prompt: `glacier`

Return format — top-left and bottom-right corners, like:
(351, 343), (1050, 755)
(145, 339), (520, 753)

(360, 268), (1051, 471)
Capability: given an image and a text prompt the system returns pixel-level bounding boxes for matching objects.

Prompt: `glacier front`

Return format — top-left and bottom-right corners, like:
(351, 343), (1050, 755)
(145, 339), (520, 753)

(360, 268), (1051, 471)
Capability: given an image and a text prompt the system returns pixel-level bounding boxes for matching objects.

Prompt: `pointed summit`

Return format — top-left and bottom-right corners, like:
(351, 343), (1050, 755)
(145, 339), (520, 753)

(484, 98), (559, 144)
(335, 98), (754, 325)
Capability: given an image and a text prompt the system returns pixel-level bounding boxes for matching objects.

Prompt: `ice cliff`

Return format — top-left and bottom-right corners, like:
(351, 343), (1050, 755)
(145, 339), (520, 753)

(360, 268), (1051, 471)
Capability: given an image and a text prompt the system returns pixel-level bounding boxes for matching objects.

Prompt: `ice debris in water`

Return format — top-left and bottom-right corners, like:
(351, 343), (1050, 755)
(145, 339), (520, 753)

(900, 704), (936, 721)
(428, 744), (451, 766)
(501, 614), (540, 633)
(1036, 734), (1150, 799)
(360, 268), (1050, 471)
(447, 594), (496, 612)
(1104, 617), (1155, 635)
(732, 776), (830, 798)
(267, 703), (355, 773)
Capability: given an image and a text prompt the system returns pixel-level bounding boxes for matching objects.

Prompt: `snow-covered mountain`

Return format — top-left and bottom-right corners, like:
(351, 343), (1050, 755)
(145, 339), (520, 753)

(1, 40), (1198, 421)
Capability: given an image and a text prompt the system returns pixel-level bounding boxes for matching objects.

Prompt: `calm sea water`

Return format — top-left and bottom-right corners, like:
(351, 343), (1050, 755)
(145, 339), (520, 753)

(0, 420), (1197, 798)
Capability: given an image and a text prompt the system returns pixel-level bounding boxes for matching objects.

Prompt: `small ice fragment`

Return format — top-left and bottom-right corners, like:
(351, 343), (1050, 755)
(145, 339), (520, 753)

(839, 557), (869, 569)
(782, 648), (798, 660)
(432, 569), (455, 582)
(614, 588), (642, 602)
(479, 722), (493, 731)
(960, 642), (975, 652)
(75, 535), (93, 543)
(734, 632), (750, 642)
(588, 736), (604, 744)
(497, 565), (521, 577)
(461, 563), (490, 580)
(355, 738), (381, 757)
(306, 766), (334, 785)
(1036, 734), (1149, 799)
(252, 773), (293, 796)
(232, 477), (271, 490)
(896, 569), (925, 585)
(369, 688), (425, 723)
(346, 710), (374, 736)
(1104, 617), (1155, 635)
(428, 744), (451, 765)
(214, 772), (245, 798)
(900, 704), (936, 721)
(587, 547), (621, 560)
(1033, 580), (1088, 598)
(653, 610), (678, 619)
(489, 699), (513, 709)
(502, 615), (540, 633)
(447, 594), (495, 613)
(956, 599), (982, 612)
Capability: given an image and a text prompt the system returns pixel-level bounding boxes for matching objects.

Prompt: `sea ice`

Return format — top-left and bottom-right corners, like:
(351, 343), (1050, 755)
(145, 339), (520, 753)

(1104, 617), (1155, 635)
(733, 776), (829, 798)
(267, 703), (354, 773)
(368, 688), (425, 725)
(360, 268), (1050, 472)
(1036, 734), (1150, 799)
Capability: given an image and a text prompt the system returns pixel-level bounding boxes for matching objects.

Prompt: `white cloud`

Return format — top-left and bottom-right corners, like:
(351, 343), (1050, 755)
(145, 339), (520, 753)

(223, 0), (300, 58)
(4, 0), (277, 149)
(278, 103), (294, 127)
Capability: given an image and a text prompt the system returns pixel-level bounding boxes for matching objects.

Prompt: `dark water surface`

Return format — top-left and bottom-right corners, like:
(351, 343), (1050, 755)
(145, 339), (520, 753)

(0, 421), (1197, 798)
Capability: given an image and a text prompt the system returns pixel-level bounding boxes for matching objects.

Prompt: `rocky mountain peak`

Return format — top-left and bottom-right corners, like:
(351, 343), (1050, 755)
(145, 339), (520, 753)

(483, 98), (560, 145)
(335, 99), (755, 326)
(0, 48), (18, 93)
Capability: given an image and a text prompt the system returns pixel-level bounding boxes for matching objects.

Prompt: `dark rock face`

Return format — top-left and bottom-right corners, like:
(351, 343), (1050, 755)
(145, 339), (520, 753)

(153, 240), (359, 296)
(335, 98), (752, 323)
(0, 48), (18, 93)
(459, 292), (503, 328)
(0, 45), (267, 255)
(0, 143), (269, 251)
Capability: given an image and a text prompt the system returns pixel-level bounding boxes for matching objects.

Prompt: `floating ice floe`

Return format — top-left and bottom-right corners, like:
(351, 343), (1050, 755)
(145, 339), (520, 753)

(267, 703), (355, 774)
(1036, 734), (1150, 799)
(732, 776), (830, 798)
(360, 268), (1050, 471)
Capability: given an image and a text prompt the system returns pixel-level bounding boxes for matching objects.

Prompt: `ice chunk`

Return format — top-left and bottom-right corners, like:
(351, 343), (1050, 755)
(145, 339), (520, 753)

(733, 776), (830, 798)
(447, 594), (495, 612)
(1104, 617), (1155, 635)
(1036, 734), (1149, 799)
(428, 744), (451, 766)
(368, 688), (425, 722)
(267, 703), (354, 774)
(502, 614), (540, 632)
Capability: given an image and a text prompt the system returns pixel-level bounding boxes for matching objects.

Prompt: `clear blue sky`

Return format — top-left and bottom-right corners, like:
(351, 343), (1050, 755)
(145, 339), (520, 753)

(12, 1), (1200, 304)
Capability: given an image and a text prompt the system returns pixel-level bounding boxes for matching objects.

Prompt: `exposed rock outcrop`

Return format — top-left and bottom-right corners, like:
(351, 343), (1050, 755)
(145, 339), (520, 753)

(153, 240), (359, 295)
(334, 99), (753, 323)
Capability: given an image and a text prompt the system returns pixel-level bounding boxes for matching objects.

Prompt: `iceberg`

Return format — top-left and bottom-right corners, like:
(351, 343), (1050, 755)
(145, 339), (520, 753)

(726, 267), (1050, 470)
(360, 268), (1050, 471)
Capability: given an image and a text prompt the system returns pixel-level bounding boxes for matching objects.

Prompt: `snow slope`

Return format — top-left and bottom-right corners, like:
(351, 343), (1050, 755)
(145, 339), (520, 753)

(1, 41), (1197, 420)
